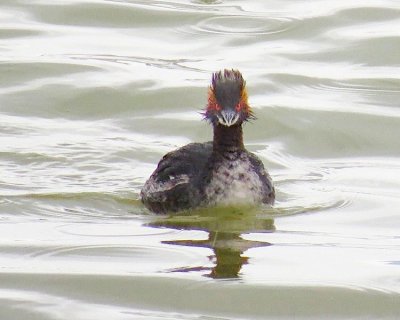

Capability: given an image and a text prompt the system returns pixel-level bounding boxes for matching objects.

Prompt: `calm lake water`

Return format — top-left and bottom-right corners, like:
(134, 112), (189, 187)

(1, 0), (400, 319)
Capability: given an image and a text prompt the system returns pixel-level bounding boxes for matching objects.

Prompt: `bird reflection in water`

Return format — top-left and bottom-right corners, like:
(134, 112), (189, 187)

(147, 206), (275, 279)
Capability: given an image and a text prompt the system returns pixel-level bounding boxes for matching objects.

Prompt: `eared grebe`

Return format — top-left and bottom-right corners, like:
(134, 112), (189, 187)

(141, 69), (275, 213)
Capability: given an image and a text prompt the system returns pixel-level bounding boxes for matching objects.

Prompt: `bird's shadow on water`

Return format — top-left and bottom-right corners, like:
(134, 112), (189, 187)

(145, 199), (344, 279)
(146, 205), (278, 279)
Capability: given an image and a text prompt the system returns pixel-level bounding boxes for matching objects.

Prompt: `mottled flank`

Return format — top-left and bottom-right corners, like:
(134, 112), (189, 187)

(141, 143), (212, 214)
(141, 69), (275, 214)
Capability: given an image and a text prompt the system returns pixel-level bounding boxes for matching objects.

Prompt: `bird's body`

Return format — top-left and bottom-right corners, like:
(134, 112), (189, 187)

(141, 70), (275, 214)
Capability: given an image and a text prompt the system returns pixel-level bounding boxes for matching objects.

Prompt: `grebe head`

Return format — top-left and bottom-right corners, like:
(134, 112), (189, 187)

(204, 69), (254, 127)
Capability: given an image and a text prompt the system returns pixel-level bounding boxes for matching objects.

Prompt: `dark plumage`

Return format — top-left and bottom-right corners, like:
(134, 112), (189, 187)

(141, 69), (275, 214)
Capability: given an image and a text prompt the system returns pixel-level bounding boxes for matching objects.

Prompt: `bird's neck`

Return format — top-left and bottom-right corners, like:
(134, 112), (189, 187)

(212, 124), (244, 155)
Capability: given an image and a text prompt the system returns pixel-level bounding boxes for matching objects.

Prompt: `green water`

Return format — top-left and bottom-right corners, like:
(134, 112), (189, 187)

(1, 0), (400, 319)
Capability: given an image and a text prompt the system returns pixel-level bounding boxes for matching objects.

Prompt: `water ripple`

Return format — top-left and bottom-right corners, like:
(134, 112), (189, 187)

(191, 15), (297, 35)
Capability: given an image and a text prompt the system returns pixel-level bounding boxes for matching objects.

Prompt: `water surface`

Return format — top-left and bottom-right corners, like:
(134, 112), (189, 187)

(1, 0), (400, 319)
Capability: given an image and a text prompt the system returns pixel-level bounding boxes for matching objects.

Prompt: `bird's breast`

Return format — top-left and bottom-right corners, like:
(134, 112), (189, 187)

(204, 155), (264, 206)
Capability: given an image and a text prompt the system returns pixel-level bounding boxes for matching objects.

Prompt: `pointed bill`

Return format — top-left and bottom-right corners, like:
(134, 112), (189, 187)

(217, 109), (240, 127)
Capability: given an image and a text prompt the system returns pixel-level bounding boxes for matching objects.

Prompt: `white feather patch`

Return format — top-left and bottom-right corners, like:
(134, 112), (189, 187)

(142, 174), (190, 195)
(205, 153), (263, 206)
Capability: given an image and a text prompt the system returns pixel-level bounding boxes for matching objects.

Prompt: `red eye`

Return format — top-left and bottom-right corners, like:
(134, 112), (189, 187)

(235, 104), (241, 111)
(207, 102), (221, 112)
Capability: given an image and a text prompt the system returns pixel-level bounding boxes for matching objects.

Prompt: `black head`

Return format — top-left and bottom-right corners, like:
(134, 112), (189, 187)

(204, 69), (254, 127)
